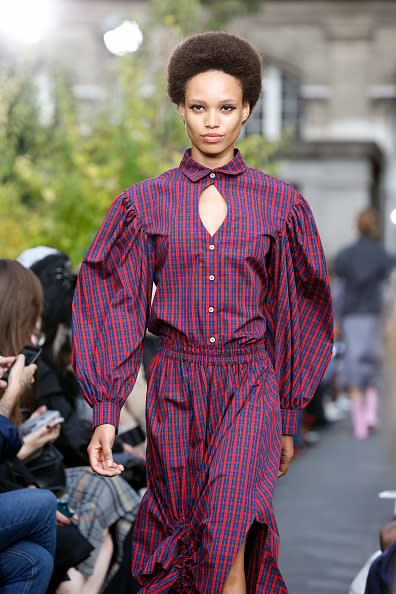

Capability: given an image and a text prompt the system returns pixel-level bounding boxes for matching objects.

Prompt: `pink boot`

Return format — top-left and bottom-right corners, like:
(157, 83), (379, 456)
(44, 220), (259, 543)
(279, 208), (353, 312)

(365, 387), (378, 431)
(351, 399), (368, 439)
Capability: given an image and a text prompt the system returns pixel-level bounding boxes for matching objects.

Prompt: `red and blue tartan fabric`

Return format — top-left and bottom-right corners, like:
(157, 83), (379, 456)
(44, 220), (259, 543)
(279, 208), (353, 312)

(72, 148), (333, 592)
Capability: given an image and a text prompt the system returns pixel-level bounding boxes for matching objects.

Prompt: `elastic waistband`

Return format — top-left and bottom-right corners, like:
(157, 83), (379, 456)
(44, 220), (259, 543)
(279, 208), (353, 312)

(158, 337), (268, 365)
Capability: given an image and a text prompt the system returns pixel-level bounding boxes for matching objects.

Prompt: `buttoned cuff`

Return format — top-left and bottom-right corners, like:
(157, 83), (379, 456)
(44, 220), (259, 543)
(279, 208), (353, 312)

(92, 402), (121, 433)
(281, 409), (299, 435)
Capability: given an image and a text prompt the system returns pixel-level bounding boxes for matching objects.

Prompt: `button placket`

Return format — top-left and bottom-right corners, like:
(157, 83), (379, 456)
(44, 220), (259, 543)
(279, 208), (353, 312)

(208, 239), (216, 344)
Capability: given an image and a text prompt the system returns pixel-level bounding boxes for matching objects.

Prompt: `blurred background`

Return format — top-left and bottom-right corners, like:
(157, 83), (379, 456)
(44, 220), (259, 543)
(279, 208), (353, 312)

(3, 0), (396, 262)
(2, 1), (396, 593)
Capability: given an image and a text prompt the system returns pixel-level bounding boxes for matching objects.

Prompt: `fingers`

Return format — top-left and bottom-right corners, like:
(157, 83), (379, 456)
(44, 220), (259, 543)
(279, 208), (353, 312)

(0, 356), (16, 366)
(277, 458), (290, 478)
(21, 362), (37, 386)
(277, 435), (294, 478)
(29, 405), (48, 420)
(8, 356), (37, 396)
(56, 510), (71, 526)
(0, 356), (17, 389)
(87, 424), (124, 477)
(0, 356), (15, 378)
(88, 444), (124, 476)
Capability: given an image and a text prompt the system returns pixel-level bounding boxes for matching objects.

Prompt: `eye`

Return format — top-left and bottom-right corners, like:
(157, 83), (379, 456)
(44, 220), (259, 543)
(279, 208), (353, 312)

(221, 105), (237, 112)
(189, 104), (204, 112)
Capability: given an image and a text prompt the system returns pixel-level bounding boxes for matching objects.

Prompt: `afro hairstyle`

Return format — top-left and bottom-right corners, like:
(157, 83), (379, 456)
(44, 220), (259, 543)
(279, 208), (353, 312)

(167, 32), (263, 112)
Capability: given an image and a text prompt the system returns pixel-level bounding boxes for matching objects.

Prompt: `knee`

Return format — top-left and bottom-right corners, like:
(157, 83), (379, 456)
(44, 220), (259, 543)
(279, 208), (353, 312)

(34, 545), (54, 578)
(32, 488), (57, 511)
(0, 542), (54, 589)
(30, 489), (57, 522)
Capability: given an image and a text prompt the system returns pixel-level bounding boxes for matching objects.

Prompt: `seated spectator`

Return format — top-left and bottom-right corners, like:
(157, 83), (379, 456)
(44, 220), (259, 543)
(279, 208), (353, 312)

(349, 518), (396, 594)
(0, 258), (140, 593)
(0, 353), (57, 594)
(364, 520), (396, 593)
(18, 247), (147, 487)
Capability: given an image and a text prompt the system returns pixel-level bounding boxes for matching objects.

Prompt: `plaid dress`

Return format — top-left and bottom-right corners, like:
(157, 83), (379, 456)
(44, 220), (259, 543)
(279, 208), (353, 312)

(72, 149), (333, 593)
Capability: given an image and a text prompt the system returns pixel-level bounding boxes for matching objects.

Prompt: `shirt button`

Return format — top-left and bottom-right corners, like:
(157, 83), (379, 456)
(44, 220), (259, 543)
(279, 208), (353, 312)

(209, 274), (215, 281)
(209, 244), (215, 251)
(209, 172), (216, 178)
(210, 336), (216, 343)
(208, 306), (214, 313)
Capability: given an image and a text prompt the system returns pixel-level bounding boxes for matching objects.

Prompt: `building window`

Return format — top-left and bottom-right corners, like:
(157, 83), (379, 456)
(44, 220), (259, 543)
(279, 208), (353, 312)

(242, 65), (301, 140)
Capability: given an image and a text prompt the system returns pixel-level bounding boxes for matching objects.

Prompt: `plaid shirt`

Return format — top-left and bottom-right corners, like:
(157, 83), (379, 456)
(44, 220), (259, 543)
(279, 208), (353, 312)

(72, 149), (333, 436)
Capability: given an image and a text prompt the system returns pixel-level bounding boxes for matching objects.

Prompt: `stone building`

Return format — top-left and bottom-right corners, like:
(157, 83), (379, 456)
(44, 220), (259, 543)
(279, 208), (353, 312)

(228, 1), (396, 258)
(6, 0), (396, 257)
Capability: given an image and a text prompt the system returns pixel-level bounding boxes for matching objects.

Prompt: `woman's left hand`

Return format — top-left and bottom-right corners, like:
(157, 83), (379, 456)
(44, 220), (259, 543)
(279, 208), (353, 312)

(277, 434), (294, 478)
(17, 421), (61, 460)
(56, 509), (78, 526)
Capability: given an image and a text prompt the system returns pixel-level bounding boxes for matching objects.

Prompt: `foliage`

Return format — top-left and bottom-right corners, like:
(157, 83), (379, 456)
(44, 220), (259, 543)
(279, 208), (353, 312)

(201, 0), (262, 29)
(0, 56), (187, 263)
(0, 0), (288, 265)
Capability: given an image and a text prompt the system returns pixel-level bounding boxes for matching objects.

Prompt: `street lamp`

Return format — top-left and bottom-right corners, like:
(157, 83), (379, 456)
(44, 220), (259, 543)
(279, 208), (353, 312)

(0, 0), (53, 45)
(104, 20), (143, 56)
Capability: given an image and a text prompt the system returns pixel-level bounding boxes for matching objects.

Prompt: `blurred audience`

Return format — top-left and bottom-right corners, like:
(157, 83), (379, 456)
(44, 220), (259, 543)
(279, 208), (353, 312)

(0, 258), (140, 593)
(0, 353), (57, 594)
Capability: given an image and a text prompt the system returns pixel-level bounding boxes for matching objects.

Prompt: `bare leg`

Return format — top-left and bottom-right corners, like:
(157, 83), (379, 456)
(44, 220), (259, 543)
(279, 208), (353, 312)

(221, 535), (247, 594)
(82, 529), (114, 594)
(56, 529), (114, 594)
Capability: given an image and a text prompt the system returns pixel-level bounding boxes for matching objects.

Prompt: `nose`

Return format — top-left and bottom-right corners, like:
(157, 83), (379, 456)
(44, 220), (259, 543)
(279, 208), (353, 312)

(204, 108), (220, 128)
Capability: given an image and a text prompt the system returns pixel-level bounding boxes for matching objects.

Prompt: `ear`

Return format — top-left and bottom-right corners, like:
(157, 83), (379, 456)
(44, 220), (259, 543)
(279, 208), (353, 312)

(242, 101), (250, 123)
(178, 103), (186, 122)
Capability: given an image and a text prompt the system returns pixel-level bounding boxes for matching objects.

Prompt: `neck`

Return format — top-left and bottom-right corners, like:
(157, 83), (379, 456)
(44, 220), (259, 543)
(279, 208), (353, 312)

(190, 145), (235, 169)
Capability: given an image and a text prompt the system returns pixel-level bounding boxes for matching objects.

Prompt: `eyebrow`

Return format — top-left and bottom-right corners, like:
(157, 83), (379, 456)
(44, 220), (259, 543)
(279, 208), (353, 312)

(188, 98), (238, 104)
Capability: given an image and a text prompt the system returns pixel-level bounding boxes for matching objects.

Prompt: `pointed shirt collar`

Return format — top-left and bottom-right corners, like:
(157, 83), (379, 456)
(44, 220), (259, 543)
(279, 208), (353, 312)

(179, 148), (247, 182)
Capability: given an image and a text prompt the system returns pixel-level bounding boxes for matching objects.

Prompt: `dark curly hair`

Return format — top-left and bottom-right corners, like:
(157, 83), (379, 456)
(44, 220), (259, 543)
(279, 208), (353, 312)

(167, 32), (263, 112)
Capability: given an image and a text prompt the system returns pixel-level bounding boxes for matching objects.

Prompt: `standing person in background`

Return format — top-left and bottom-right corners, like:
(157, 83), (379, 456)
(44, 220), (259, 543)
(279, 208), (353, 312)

(72, 32), (333, 593)
(334, 208), (394, 439)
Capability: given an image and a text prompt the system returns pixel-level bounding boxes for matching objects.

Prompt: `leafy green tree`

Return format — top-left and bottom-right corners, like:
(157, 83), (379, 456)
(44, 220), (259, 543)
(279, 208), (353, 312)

(1, 0), (287, 264)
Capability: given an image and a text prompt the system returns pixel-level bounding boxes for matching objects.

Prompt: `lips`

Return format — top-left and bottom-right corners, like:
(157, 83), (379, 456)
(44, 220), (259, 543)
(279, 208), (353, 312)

(202, 134), (223, 143)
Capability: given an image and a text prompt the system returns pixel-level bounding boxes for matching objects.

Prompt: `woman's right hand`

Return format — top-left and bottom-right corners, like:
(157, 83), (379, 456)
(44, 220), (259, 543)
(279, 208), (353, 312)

(2, 354), (37, 395)
(0, 355), (37, 417)
(87, 424), (124, 476)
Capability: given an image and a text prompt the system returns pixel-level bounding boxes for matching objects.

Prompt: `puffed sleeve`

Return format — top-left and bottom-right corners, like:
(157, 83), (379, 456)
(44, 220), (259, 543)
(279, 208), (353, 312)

(265, 193), (333, 435)
(72, 190), (154, 430)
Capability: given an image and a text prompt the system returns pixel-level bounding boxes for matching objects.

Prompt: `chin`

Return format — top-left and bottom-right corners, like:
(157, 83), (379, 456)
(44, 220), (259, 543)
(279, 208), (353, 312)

(198, 141), (226, 154)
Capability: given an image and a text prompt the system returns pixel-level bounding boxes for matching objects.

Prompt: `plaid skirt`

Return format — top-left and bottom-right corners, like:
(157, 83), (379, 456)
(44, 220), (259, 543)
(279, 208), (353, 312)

(60, 466), (140, 584)
(130, 337), (288, 593)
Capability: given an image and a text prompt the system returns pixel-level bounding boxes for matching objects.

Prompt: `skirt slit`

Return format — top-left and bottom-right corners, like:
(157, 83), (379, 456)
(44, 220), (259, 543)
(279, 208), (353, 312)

(130, 337), (288, 593)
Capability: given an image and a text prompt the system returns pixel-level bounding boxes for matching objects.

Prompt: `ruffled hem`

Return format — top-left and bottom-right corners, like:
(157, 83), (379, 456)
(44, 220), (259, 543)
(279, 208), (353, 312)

(132, 518), (198, 593)
(131, 493), (287, 593)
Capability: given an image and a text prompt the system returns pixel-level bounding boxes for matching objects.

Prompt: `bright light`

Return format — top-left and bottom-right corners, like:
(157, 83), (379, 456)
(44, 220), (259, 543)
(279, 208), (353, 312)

(391, 209), (396, 225)
(104, 21), (143, 56)
(0, 0), (53, 45)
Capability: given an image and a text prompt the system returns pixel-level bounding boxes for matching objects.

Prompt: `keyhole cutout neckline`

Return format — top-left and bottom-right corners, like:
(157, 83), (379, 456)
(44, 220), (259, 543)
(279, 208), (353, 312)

(198, 183), (228, 239)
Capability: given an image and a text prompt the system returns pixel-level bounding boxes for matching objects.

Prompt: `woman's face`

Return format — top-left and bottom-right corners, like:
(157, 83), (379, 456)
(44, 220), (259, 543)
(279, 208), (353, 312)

(178, 70), (250, 167)
(31, 318), (42, 347)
